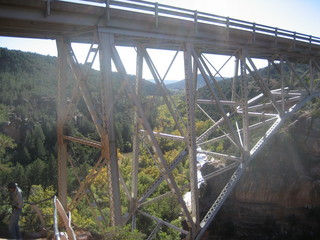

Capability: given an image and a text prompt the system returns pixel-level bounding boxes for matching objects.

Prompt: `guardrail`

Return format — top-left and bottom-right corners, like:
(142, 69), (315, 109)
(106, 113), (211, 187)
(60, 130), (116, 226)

(53, 196), (60, 240)
(58, 0), (320, 46)
(53, 196), (76, 240)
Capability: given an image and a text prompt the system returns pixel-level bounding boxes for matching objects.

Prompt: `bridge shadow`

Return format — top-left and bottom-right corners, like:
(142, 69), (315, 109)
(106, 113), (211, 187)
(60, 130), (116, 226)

(0, 222), (10, 239)
(0, 224), (47, 240)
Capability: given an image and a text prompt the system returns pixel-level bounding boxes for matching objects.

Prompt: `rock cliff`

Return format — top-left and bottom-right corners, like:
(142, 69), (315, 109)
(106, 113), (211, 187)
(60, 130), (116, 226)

(200, 114), (320, 239)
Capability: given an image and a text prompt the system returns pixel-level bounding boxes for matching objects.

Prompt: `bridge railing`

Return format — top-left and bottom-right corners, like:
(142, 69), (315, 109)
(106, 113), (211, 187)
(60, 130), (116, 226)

(53, 196), (76, 240)
(59, 0), (320, 46)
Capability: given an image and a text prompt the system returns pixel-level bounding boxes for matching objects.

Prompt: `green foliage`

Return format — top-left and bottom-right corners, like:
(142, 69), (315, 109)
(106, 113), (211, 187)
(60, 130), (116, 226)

(0, 48), (57, 105)
(0, 104), (16, 160)
(0, 104), (10, 121)
(22, 185), (56, 233)
(11, 163), (28, 190)
(0, 133), (16, 157)
(26, 159), (47, 187)
(310, 98), (320, 117)
(104, 226), (145, 240)
(155, 224), (182, 240)
(71, 202), (98, 234)
(0, 186), (12, 233)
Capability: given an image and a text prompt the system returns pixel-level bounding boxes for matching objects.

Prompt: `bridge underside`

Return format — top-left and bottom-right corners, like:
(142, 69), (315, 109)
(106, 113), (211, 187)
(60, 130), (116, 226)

(1, 1), (320, 239)
(1, 0), (320, 61)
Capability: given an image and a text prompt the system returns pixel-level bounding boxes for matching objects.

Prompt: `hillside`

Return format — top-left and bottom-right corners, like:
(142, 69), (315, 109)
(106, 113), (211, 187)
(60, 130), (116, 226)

(0, 47), (160, 147)
(165, 75), (224, 90)
(0, 48), (158, 104)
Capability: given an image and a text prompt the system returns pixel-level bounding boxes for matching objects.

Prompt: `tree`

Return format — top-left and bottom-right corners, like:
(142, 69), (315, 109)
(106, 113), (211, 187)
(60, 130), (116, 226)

(22, 185), (56, 233)
(11, 163), (28, 190)
(0, 133), (16, 161)
(104, 226), (145, 240)
(26, 158), (47, 189)
(21, 147), (32, 164)
(33, 125), (46, 159)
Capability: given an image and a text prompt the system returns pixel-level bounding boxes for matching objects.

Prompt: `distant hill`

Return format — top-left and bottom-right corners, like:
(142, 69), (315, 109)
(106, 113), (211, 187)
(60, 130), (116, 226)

(0, 47), (159, 102)
(165, 75), (224, 90)
(146, 79), (177, 84)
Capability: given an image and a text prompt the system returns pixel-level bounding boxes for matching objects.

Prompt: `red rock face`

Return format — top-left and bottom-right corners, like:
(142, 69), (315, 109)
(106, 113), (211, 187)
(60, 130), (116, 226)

(200, 115), (320, 239)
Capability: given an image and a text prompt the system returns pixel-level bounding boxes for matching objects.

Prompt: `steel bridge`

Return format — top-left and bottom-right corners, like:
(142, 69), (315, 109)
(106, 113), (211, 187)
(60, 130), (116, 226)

(1, 0), (320, 239)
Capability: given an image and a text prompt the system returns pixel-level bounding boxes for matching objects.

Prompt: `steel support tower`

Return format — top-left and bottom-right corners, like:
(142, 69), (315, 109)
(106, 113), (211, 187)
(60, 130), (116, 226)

(1, 0), (320, 239)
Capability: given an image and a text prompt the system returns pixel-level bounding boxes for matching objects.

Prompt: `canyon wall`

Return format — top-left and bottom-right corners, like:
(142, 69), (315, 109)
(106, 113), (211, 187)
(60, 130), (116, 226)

(200, 115), (320, 239)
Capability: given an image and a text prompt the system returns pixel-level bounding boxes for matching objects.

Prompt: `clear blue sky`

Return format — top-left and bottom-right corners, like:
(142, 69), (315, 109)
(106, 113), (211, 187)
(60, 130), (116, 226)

(0, 0), (319, 79)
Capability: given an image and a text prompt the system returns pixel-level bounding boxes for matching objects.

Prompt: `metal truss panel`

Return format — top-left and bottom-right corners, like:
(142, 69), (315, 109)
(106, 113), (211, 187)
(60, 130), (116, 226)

(108, 34), (196, 230)
(196, 92), (320, 239)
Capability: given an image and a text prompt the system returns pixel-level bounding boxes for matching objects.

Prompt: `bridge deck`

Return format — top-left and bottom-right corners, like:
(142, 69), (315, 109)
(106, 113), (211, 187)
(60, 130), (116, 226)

(1, 0), (320, 62)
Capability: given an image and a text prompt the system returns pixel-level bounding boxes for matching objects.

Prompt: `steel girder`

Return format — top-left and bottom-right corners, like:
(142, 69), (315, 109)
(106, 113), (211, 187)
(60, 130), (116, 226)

(56, 37), (68, 209)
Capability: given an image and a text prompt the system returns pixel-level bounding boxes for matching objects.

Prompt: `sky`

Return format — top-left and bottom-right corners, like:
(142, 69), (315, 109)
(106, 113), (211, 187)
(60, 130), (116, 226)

(1, 0), (320, 80)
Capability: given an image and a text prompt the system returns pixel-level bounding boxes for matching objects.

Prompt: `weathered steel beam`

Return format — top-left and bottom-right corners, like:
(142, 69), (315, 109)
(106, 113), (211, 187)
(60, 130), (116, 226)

(99, 31), (122, 226)
(56, 37), (68, 209)
(184, 42), (200, 234)
(130, 45), (143, 227)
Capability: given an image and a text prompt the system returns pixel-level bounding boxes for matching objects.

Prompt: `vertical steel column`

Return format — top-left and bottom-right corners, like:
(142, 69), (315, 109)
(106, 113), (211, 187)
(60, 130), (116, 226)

(131, 45), (143, 227)
(280, 57), (285, 113)
(232, 57), (239, 103)
(310, 59), (314, 90)
(184, 42), (199, 236)
(240, 52), (249, 152)
(267, 60), (271, 87)
(98, 31), (122, 226)
(56, 37), (68, 208)
(289, 61), (295, 88)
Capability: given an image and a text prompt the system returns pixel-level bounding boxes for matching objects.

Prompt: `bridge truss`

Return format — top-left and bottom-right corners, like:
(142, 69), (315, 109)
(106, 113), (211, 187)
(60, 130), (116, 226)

(1, 0), (320, 239)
